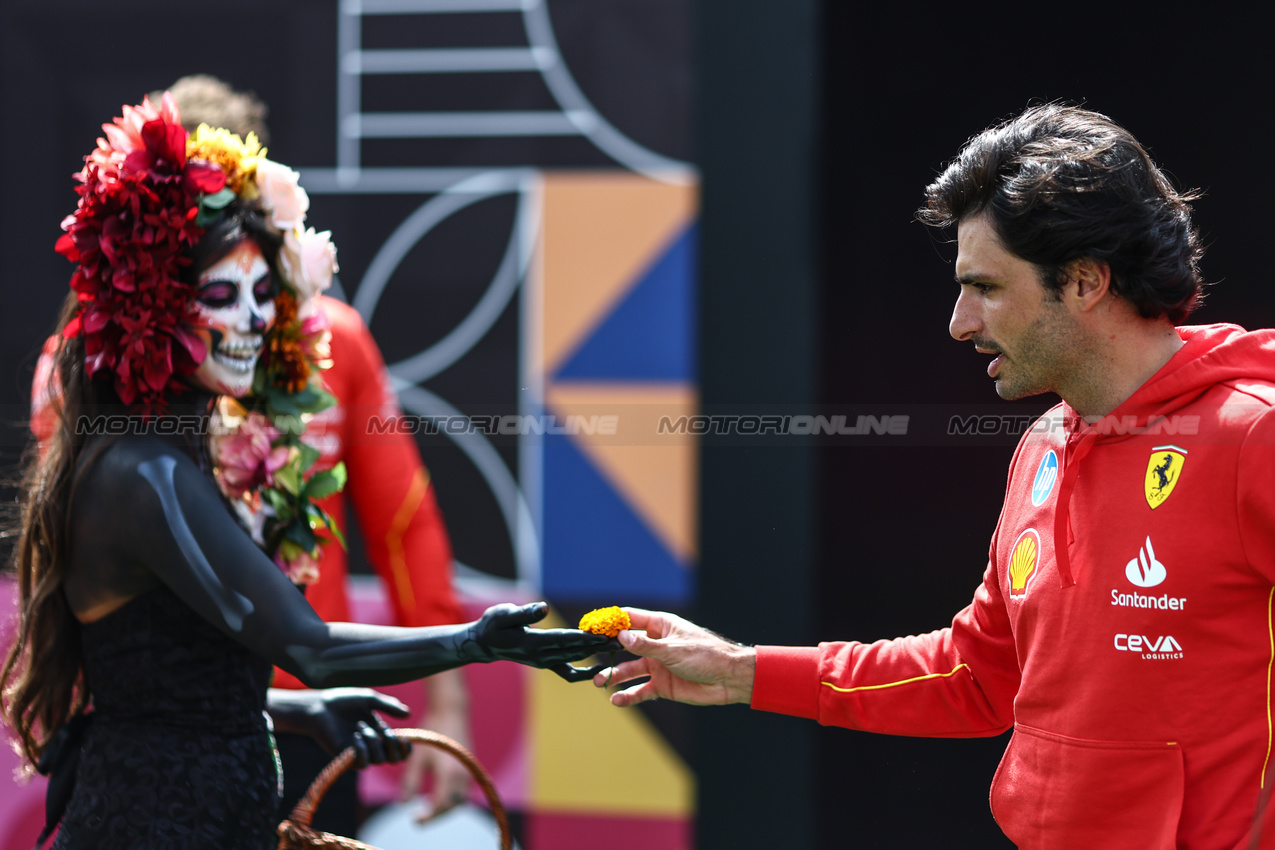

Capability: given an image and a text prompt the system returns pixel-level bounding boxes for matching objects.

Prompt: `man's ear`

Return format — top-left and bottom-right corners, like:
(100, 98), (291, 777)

(1062, 257), (1111, 312)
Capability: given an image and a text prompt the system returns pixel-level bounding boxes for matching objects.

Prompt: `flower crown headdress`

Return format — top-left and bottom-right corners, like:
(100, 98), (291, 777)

(56, 93), (346, 583)
(56, 92), (338, 413)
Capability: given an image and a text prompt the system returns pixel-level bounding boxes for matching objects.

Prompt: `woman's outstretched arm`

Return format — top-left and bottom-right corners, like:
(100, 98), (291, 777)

(75, 438), (611, 687)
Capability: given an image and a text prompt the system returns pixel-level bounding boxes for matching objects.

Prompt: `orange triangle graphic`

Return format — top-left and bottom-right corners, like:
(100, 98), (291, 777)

(544, 382), (698, 563)
(539, 174), (697, 377)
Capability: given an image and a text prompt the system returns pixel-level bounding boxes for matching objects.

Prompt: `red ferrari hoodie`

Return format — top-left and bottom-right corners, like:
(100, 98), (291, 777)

(753, 324), (1275, 848)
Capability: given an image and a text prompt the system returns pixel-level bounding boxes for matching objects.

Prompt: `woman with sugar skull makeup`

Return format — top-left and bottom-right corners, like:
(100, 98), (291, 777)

(0, 94), (612, 850)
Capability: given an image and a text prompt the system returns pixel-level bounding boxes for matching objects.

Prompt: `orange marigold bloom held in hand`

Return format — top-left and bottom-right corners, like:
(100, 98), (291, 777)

(579, 606), (630, 638)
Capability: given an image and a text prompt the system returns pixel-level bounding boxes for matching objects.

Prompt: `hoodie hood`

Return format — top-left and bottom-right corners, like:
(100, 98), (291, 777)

(1069, 323), (1275, 428)
(1051, 323), (1275, 587)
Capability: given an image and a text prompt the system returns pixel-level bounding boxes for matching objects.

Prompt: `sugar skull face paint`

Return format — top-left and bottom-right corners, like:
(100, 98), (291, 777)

(189, 239), (277, 397)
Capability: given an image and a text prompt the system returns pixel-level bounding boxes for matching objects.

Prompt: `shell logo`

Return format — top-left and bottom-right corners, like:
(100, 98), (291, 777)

(1008, 529), (1041, 598)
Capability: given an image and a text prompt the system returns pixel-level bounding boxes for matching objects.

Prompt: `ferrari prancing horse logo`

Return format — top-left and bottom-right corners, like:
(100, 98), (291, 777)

(1144, 445), (1187, 509)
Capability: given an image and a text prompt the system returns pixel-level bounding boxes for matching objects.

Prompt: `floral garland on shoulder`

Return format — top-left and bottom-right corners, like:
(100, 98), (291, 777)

(56, 94), (344, 585)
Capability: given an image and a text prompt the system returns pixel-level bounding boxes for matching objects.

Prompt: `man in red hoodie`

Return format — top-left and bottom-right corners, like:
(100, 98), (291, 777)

(595, 104), (1275, 848)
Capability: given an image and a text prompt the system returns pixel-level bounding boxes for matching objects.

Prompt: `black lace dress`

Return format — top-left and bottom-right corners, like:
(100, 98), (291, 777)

(52, 584), (281, 849)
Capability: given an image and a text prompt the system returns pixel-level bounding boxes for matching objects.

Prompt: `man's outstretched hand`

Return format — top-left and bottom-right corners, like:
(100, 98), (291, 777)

(592, 608), (756, 707)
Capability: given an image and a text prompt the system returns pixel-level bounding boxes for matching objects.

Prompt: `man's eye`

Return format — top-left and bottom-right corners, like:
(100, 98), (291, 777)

(974, 283), (993, 295)
(197, 281), (238, 308)
(253, 274), (279, 303)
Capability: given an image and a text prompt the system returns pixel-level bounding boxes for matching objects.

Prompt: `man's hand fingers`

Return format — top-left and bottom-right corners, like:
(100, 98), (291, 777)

(425, 786), (466, 822)
(594, 657), (651, 688)
(621, 608), (667, 635)
(617, 629), (660, 656)
(610, 679), (659, 707)
(399, 746), (430, 802)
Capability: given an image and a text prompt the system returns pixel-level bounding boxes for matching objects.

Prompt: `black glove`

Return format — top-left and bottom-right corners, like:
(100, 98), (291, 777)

(457, 602), (618, 682)
(267, 687), (412, 769)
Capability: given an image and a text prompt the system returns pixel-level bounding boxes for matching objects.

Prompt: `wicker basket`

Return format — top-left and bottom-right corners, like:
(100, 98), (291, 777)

(277, 728), (512, 850)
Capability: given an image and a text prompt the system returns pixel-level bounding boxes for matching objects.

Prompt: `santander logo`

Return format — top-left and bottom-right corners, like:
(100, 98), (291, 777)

(1125, 536), (1167, 588)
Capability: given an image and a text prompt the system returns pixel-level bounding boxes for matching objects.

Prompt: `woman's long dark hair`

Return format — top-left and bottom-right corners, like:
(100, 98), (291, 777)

(2, 295), (99, 770)
(1, 202), (280, 769)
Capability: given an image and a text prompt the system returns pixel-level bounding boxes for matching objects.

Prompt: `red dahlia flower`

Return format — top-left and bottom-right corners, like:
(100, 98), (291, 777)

(58, 93), (224, 411)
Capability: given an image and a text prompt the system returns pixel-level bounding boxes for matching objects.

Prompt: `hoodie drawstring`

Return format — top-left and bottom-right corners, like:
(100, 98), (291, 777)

(1054, 429), (1099, 587)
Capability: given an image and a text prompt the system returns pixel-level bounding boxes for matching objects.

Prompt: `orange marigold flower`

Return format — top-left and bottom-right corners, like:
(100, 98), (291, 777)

(269, 338), (311, 393)
(578, 606), (630, 638)
(266, 290), (312, 392)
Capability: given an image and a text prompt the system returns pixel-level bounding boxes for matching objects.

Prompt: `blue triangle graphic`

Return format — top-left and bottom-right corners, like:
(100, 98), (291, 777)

(542, 433), (693, 605)
(554, 222), (698, 382)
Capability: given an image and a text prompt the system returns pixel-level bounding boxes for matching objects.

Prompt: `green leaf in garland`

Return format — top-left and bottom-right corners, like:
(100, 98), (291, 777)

(305, 386), (338, 416)
(273, 413), (305, 436)
(195, 187), (236, 228)
(322, 511), (348, 550)
(274, 457), (303, 496)
(252, 365), (268, 396)
(282, 385), (337, 417)
(267, 390), (302, 418)
(285, 520), (318, 552)
(296, 441), (321, 470)
(303, 469), (343, 500)
(203, 187), (236, 210)
(263, 488), (290, 514)
(276, 538), (305, 563)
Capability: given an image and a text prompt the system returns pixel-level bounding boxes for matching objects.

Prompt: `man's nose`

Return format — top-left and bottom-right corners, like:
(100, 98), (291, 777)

(949, 289), (979, 342)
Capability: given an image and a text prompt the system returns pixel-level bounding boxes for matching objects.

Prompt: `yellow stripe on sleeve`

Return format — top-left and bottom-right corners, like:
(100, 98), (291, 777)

(821, 663), (971, 694)
(1263, 587), (1274, 789)
(385, 468), (429, 617)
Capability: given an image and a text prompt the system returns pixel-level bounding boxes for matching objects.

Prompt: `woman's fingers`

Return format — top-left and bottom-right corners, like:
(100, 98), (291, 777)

(357, 720), (386, 766)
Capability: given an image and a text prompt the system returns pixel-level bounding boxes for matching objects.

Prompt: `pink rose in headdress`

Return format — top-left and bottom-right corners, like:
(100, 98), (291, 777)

(280, 227), (338, 314)
(275, 548), (321, 586)
(298, 306), (333, 365)
(216, 412), (291, 499)
(254, 159), (309, 232)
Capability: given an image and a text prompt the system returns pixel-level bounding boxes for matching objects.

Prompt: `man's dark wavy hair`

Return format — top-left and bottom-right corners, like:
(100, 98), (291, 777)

(917, 104), (1205, 323)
